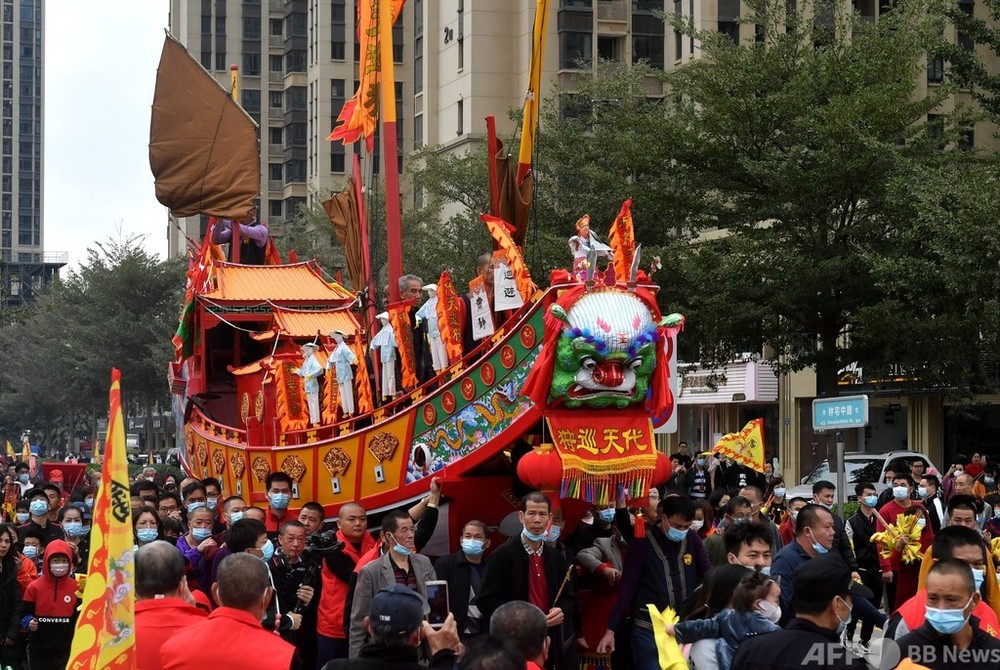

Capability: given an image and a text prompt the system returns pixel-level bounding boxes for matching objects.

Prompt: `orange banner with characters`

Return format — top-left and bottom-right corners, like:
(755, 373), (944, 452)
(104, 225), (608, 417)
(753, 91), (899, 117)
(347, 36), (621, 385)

(608, 198), (635, 283)
(67, 368), (136, 669)
(352, 340), (374, 414)
(436, 271), (464, 365)
(387, 300), (417, 390)
(274, 359), (309, 432)
(482, 214), (535, 301)
(328, 0), (405, 150)
(546, 410), (657, 506)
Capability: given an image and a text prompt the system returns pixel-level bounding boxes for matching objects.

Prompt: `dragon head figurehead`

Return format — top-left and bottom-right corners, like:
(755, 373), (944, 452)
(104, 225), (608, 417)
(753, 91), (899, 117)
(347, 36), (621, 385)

(523, 280), (684, 414)
(551, 291), (657, 408)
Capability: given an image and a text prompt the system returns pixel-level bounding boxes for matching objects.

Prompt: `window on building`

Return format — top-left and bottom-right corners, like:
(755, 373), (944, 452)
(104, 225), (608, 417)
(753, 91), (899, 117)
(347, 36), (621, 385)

(958, 0), (974, 52)
(241, 89), (261, 113)
(927, 113), (944, 142)
(414, 113), (423, 149)
(270, 18), (282, 36)
(202, 15), (212, 34)
(269, 55), (282, 72)
(632, 0), (663, 10)
(561, 0), (593, 6)
(414, 36), (423, 93)
(959, 127), (974, 150)
(269, 199), (282, 217)
(243, 16), (260, 39)
(927, 57), (943, 84)
(243, 52), (261, 76)
(332, 41), (346, 60)
(560, 32), (593, 68)
(269, 163), (283, 181)
(331, 144), (346, 173)
(215, 52), (228, 71)
(285, 49), (306, 73)
(393, 23), (404, 62)
(270, 91), (283, 109)
(673, 0), (683, 59)
(633, 35), (665, 68)
(284, 160), (306, 183)
(269, 126), (283, 145)
(718, 0), (740, 42)
(457, 99), (464, 135)
(215, 16), (226, 34)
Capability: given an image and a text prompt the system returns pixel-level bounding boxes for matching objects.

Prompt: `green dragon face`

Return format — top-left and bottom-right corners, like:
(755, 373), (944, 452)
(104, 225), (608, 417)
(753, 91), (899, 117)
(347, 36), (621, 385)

(548, 291), (659, 409)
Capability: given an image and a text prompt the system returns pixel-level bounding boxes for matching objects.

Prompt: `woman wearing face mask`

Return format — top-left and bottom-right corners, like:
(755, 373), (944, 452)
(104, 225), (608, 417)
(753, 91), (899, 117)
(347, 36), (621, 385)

(667, 570), (781, 670)
(56, 505), (90, 570)
(133, 508), (163, 549)
(896, 559), (1000, 669)
(0, 523), (24, 670)
(764, 478), (787, 525)
(693, 500), (716, 541)
(176, 506), (219, 592)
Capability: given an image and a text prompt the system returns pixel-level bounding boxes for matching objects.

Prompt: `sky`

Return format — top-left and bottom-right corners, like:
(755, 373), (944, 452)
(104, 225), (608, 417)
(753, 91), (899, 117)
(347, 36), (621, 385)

(45, 1), (170, 268)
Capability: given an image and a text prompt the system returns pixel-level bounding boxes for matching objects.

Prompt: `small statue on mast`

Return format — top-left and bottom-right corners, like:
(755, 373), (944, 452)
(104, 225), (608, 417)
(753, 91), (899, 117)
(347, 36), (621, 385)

(415, 283), (447, 373)
(568, 214), (611, 276)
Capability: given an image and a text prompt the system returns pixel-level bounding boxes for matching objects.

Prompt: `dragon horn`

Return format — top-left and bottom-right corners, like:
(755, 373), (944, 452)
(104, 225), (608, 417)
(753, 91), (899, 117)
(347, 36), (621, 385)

(628, 244), (642, 290)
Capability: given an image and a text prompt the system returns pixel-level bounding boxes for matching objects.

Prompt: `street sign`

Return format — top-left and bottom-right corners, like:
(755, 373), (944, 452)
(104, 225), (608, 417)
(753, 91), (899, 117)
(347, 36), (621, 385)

(812, 395), (869, 431)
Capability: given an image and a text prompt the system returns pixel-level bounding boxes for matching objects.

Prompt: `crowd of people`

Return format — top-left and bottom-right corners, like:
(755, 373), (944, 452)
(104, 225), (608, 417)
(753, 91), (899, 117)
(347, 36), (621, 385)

(3, 449), (1000, 670)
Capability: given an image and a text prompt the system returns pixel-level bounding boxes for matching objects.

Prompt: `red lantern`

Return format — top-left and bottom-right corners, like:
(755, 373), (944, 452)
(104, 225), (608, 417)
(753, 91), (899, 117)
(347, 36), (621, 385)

(517, 443), (564, 493)
(651, 452), (672, 487)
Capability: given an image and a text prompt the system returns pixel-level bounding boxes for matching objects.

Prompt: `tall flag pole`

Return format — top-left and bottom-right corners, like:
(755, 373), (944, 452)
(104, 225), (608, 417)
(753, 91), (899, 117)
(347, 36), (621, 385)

(67, 368), (137, 670)
(378, 0), (404, 301)
(517, 0), (550, 183)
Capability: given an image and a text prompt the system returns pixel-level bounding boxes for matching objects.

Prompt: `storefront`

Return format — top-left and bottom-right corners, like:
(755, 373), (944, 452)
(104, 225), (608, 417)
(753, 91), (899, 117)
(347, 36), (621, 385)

(674, 360), (779, 454)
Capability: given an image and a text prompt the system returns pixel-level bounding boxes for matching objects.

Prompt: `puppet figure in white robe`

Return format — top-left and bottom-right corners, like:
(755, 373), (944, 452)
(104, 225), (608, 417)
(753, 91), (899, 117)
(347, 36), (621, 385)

(369, 312), (397, 400)
(415, 283), (447, 373)
(326, 329), (358, 416)
(296, 342), (324, 425)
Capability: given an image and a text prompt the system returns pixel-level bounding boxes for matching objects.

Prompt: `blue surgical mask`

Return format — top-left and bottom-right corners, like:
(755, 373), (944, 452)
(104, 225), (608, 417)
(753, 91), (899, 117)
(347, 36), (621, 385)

(259, 539), (275, 562)
(666, 525), (687, 542)
(807, 528), (829, 555)
(972, 568), (985, 592)
(228, 511), (244, 524)
(29, 500), (48, 516)
(63, 522), (86, 537)
(84, 498), (94, 510)
(863, 495), (878, 508)
(391, 542), (412, 557)
(790, 511), (799, 522)
(268, 493), (291, 510)
(773, 488), (786, 499)
(461, 539), (485, 557)
(544, 525), (562, 543)
(16, 512), (29, 524)
(191, 527), (213, 541)
(22, 545), (38, 558)
(835, 597), (851, 636)
(598, 508), (616, 524)
(187, 501), (207, 514)
(892, 486), (909, 500)
(522, 527), (546, 543)
(759, 565), (771, 577)
(18, 473), (29, 483)
(207, 497), (219, 511)
(136, 528), (158, 543)
(985, 477), (995, 487)
(697, 458), (707, 468)
(925, 596), (973, 635)
(917, 486), (928, 499)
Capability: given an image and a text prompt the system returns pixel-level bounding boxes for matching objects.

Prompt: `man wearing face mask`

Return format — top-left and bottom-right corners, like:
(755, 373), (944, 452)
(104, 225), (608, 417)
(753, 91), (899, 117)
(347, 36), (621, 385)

(895, 559), (1000, 669)
(705, 495), (753, 566)
(810, 481), (862, 584)
(349, 510), (436, 658)
(731, 554), (873, 670)
(17, 488), (63, 546)
(13, 462), (31, 496)
(877, 473), (934, 610)
(844, 482), (883, 654)
(884, 525), (1000, 641)
(478, 492), (575, 670)
(433, 520), (491, 641)
(565, 503), (617, 557)
(265, 472), (295, 538)
(161, 553), (300, 669)
(596, 496), (711, 670)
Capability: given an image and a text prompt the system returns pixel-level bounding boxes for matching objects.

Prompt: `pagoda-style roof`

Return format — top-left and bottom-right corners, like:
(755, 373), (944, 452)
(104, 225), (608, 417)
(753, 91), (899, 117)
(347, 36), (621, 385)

(201, 261), (354, 303)
(272, 306), (361, 339)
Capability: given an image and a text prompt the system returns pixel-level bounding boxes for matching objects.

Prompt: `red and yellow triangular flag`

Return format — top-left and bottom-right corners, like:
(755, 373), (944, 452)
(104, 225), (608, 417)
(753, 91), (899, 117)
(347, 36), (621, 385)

(67, 368), (136, 669)
(712, 418), (766, 473)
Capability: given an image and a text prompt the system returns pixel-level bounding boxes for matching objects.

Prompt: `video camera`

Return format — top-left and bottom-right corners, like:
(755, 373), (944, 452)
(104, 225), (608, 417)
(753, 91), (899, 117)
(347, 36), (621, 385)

(305, 530), (344, 555)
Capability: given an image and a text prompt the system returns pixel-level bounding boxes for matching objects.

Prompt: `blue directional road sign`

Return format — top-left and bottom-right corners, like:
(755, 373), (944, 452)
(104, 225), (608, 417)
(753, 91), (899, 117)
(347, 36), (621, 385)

(812, 395), (869, 431)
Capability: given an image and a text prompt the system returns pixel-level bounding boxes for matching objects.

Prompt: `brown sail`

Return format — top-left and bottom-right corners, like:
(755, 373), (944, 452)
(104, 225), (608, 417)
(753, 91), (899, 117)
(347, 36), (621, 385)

(322, 178), (365, 292)
(149, 33), (260, 220)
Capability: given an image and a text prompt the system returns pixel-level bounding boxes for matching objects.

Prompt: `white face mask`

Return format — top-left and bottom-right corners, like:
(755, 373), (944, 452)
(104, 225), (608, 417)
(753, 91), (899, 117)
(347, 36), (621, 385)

(690, 520), (705, 532)
(756, 599), (781, 624)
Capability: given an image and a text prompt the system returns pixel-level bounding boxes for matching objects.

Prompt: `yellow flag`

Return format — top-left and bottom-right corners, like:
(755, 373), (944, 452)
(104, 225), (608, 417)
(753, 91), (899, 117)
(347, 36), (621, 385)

(648, 603), (689, 670)
(5, 440), (13, 458)
(517, 0), (550, 182)
(712, 418), (766, 473)
(20, 437), (29, 462)
(67, 368), (136, 669)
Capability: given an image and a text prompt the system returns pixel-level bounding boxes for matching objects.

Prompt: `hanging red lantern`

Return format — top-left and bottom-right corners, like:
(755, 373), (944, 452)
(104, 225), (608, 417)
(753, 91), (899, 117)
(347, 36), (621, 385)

(517, 443), (564, 493)
(651, 452), (672, 487)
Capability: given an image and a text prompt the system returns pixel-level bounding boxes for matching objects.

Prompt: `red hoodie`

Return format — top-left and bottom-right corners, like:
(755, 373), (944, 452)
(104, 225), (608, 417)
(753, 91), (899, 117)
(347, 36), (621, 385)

(22, 539), (79, 667)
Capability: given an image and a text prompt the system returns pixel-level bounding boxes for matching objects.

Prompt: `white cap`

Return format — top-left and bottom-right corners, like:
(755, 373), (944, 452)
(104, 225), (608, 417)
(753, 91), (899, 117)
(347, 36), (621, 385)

(330, 329), (346, 337)
(422, 283), (438, 292)
(376, 312), (389, 320)
(302, 342), (319, 349)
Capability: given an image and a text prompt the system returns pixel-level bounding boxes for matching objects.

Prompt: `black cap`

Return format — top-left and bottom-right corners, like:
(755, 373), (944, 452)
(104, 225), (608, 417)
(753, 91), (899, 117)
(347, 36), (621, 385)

(793, 554), (874, 605)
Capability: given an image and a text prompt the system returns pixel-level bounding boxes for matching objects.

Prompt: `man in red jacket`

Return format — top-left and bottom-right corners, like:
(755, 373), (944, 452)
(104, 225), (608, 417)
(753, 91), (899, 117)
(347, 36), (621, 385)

(161, 553), (299, 669)
(135, 541), (207, 669)
(877, 473), (934, 610)
(316, 502), (377, 666)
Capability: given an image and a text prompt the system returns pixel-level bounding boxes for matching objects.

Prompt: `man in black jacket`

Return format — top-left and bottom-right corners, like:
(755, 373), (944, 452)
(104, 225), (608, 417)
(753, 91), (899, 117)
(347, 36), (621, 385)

(811, 480), (861, 581)
(267, 520), (320, 670)
(732, 555), (872, 670)
(844, 482), (883, 653)
(478, 492), (573, 670)
(432, 519), (490, 640)
(322, 585), (459, 670)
